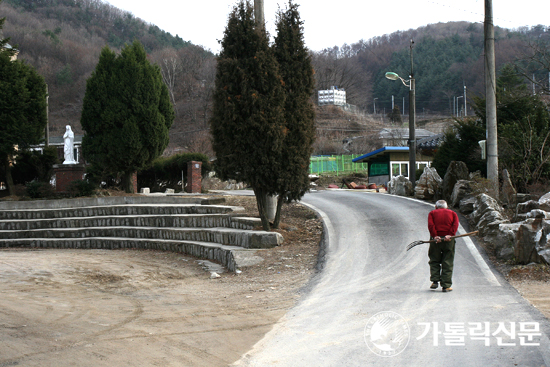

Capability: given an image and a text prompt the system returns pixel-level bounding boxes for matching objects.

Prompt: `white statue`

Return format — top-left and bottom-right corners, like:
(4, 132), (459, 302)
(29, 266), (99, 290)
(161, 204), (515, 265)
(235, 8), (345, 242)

(63, 125), (76, 164)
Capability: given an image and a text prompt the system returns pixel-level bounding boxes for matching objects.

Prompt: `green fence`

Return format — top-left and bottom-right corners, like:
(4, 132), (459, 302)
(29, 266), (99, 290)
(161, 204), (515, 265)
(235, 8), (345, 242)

(309, 155), (368, 176)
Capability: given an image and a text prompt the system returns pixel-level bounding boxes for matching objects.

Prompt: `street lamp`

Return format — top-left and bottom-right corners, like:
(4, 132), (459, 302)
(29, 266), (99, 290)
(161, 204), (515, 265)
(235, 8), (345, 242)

(384, 40), (416, 187)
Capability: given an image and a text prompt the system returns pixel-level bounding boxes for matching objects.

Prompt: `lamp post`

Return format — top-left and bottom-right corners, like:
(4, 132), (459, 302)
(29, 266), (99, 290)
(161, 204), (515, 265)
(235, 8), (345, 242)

(385, 40), (416, 187)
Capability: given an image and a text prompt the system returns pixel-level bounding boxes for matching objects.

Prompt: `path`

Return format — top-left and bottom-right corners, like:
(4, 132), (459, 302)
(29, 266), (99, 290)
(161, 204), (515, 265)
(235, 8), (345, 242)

(234, 190), (550, 366)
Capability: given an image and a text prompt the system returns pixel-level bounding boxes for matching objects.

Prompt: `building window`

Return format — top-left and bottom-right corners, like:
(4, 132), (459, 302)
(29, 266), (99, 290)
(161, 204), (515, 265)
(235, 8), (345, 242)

(391, 161), (431, 179)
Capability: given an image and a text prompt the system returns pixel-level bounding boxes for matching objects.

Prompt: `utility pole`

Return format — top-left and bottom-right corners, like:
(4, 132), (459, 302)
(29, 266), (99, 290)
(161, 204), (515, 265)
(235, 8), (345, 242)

(408, 39), (416, 187)
(463, 83), (467, 117)
(254, 0), (264, 29)
(45, 84), (49, 147)
(485, 0), (498, 195)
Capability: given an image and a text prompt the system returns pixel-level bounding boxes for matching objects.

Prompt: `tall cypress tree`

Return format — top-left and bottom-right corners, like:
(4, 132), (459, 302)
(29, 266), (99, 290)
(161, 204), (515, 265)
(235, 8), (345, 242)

(272, 1), (315, 228)
(210, 0), (285, 230)
(0, 51), (48, 195)
(81, 40), (174, 193)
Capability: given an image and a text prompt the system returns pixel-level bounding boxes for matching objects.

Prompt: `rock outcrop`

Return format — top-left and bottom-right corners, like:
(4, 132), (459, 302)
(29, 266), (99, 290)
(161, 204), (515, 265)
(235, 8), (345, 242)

(414, 167), (442, 200)
(388, 175), (413, 197)
(442, 161), (469, 202)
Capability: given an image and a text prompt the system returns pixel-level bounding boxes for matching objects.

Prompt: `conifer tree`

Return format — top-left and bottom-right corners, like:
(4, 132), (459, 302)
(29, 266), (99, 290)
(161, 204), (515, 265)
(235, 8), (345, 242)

(210, 0), (285, 230)
(81, 40), (174, 193)
(271, 1), (315, 228)
(0, 49), (48, 195)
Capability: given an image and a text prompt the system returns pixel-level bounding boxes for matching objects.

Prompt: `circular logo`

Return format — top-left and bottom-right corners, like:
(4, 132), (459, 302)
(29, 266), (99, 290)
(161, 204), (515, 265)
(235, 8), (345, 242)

(364, 311), (410, 357)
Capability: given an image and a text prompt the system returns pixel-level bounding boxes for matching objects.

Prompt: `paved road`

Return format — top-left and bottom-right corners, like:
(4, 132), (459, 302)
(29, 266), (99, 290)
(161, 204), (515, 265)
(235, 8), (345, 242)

(234, 190), (550, 367)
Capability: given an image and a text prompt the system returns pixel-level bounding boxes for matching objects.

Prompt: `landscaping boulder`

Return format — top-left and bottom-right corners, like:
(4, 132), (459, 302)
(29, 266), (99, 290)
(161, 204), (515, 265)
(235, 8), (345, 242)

(388, 175), (413, 197)
(539, 192), (550, 212)
(515, 199), (546, 222)
(442, 161), (469, 202)
(495, 223), (521, 260)
(414, 166), (442, 200)
(450, 180), (472, 208)
(459, 196), (476, 214)
(469, 194), (504, 224)
(526, 209), (550, 220)
(515, 219), (550, 265)
(469, 194), (509, 242)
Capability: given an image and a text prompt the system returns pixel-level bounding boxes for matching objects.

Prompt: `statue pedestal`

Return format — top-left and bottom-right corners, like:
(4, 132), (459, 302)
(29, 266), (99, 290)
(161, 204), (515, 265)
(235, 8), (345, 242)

(186, 161), (202, 193)
(54, 164), (85, 193)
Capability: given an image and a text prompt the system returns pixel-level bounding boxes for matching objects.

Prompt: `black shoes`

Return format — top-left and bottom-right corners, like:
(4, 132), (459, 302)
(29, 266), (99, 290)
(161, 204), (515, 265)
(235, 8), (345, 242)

(430, 282), (438, 289)
(442, 287), (453, 292)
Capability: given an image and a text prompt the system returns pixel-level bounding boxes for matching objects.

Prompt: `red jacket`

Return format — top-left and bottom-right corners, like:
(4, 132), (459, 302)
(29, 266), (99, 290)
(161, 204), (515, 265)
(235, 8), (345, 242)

(428, 208), (459, 238)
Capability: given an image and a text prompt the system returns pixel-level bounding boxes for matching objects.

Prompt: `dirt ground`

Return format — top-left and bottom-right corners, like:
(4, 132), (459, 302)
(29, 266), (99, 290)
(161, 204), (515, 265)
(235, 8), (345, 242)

(1, 193), (549, 366)
(0, 195), (322, 367)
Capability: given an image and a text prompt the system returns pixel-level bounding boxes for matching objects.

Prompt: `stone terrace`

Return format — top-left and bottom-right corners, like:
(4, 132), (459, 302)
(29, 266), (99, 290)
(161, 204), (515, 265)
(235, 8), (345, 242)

(0, 196), (282, 271)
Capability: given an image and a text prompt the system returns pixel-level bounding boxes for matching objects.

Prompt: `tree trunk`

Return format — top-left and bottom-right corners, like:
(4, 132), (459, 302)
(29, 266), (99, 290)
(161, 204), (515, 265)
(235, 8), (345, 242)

(122, 171), (135, 193)
(272, 194), (285, 229)
(4, 157), (15, 196)
(253, 187), (271, 231)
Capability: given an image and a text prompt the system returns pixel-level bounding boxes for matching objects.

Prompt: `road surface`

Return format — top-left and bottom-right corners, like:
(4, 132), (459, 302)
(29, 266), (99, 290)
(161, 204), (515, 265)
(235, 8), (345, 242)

(234, 190), (550, 366)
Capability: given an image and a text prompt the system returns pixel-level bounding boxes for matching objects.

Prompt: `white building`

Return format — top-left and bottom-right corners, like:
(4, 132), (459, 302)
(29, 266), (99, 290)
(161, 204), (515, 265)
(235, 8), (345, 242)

(318, 86), (346, 106)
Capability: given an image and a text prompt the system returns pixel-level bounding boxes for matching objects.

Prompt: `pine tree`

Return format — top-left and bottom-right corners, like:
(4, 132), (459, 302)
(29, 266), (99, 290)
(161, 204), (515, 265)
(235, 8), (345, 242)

(210, 0), (285, 230)
(271, 1), (315, 228)
(0, 50), (48, 195)
(0, 1), (15, 58)
(81, 40), (174, 193)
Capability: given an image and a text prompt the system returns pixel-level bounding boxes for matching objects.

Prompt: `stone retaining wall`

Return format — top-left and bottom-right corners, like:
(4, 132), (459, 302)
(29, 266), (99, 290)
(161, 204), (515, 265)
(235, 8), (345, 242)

(0, 204), (241, 220)
(0, 237), (250, 272)
(0, 195), (225, 210)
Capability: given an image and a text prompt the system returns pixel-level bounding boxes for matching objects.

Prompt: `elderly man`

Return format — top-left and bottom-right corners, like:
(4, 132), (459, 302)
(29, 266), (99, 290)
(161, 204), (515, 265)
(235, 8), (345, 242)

(428, 199), (459, 292)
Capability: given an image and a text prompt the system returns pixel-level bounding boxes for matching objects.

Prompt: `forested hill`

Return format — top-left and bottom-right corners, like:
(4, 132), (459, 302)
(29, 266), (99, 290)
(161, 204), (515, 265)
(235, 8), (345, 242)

(0, 0), (212, 141)
(314, 22), (550, 115)
(1, 0), (548, 154)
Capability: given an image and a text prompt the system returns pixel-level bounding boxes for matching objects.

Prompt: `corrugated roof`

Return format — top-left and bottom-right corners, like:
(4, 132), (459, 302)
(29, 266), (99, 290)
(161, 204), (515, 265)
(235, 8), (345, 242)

(352, 146), (409, 163)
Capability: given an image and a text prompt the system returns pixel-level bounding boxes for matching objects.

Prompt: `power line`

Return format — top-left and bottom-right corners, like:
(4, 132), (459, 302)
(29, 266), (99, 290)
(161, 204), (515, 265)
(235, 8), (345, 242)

(426, 1), (515, 24)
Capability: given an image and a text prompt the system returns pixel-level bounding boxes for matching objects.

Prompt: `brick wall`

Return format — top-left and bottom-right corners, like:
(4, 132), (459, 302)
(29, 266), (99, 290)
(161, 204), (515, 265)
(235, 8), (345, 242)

(186, 161), (202, 193)
(132, 172), (138, 193)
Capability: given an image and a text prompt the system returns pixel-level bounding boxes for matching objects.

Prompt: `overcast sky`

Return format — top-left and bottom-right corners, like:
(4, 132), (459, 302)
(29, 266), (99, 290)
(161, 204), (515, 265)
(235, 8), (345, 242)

(104, 0), (549, 53)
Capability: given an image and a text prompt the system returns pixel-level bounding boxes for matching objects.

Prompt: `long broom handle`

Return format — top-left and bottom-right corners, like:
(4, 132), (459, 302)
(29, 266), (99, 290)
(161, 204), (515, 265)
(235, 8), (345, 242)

(436, 230), (478, 241)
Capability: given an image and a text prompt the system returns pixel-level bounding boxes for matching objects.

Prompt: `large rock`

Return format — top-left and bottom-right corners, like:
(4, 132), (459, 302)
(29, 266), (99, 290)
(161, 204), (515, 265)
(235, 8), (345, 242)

(414, 167), (442, 200)
(450, 180), (472, 208)
(515, 219), (550, 265)
(538, 192), (550, 212)
(441, 161), (469, 202)
(459, 196), (476, 214)
(515, 200), (541, 222)
(495, 223), (521, 260)
(388, 175), (413, 197)
(469, 194), (505, 224)
(469, 194), (509, 242)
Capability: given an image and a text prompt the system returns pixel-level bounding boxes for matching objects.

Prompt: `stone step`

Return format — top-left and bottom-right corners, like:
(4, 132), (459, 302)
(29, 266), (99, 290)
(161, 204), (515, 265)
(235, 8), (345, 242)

(0, 214), (259, 231)
(0, 195), (225, 210)
(0, 237), (264, 272)
(0, 204), (243, 220)
(0, 226), (283, 249)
